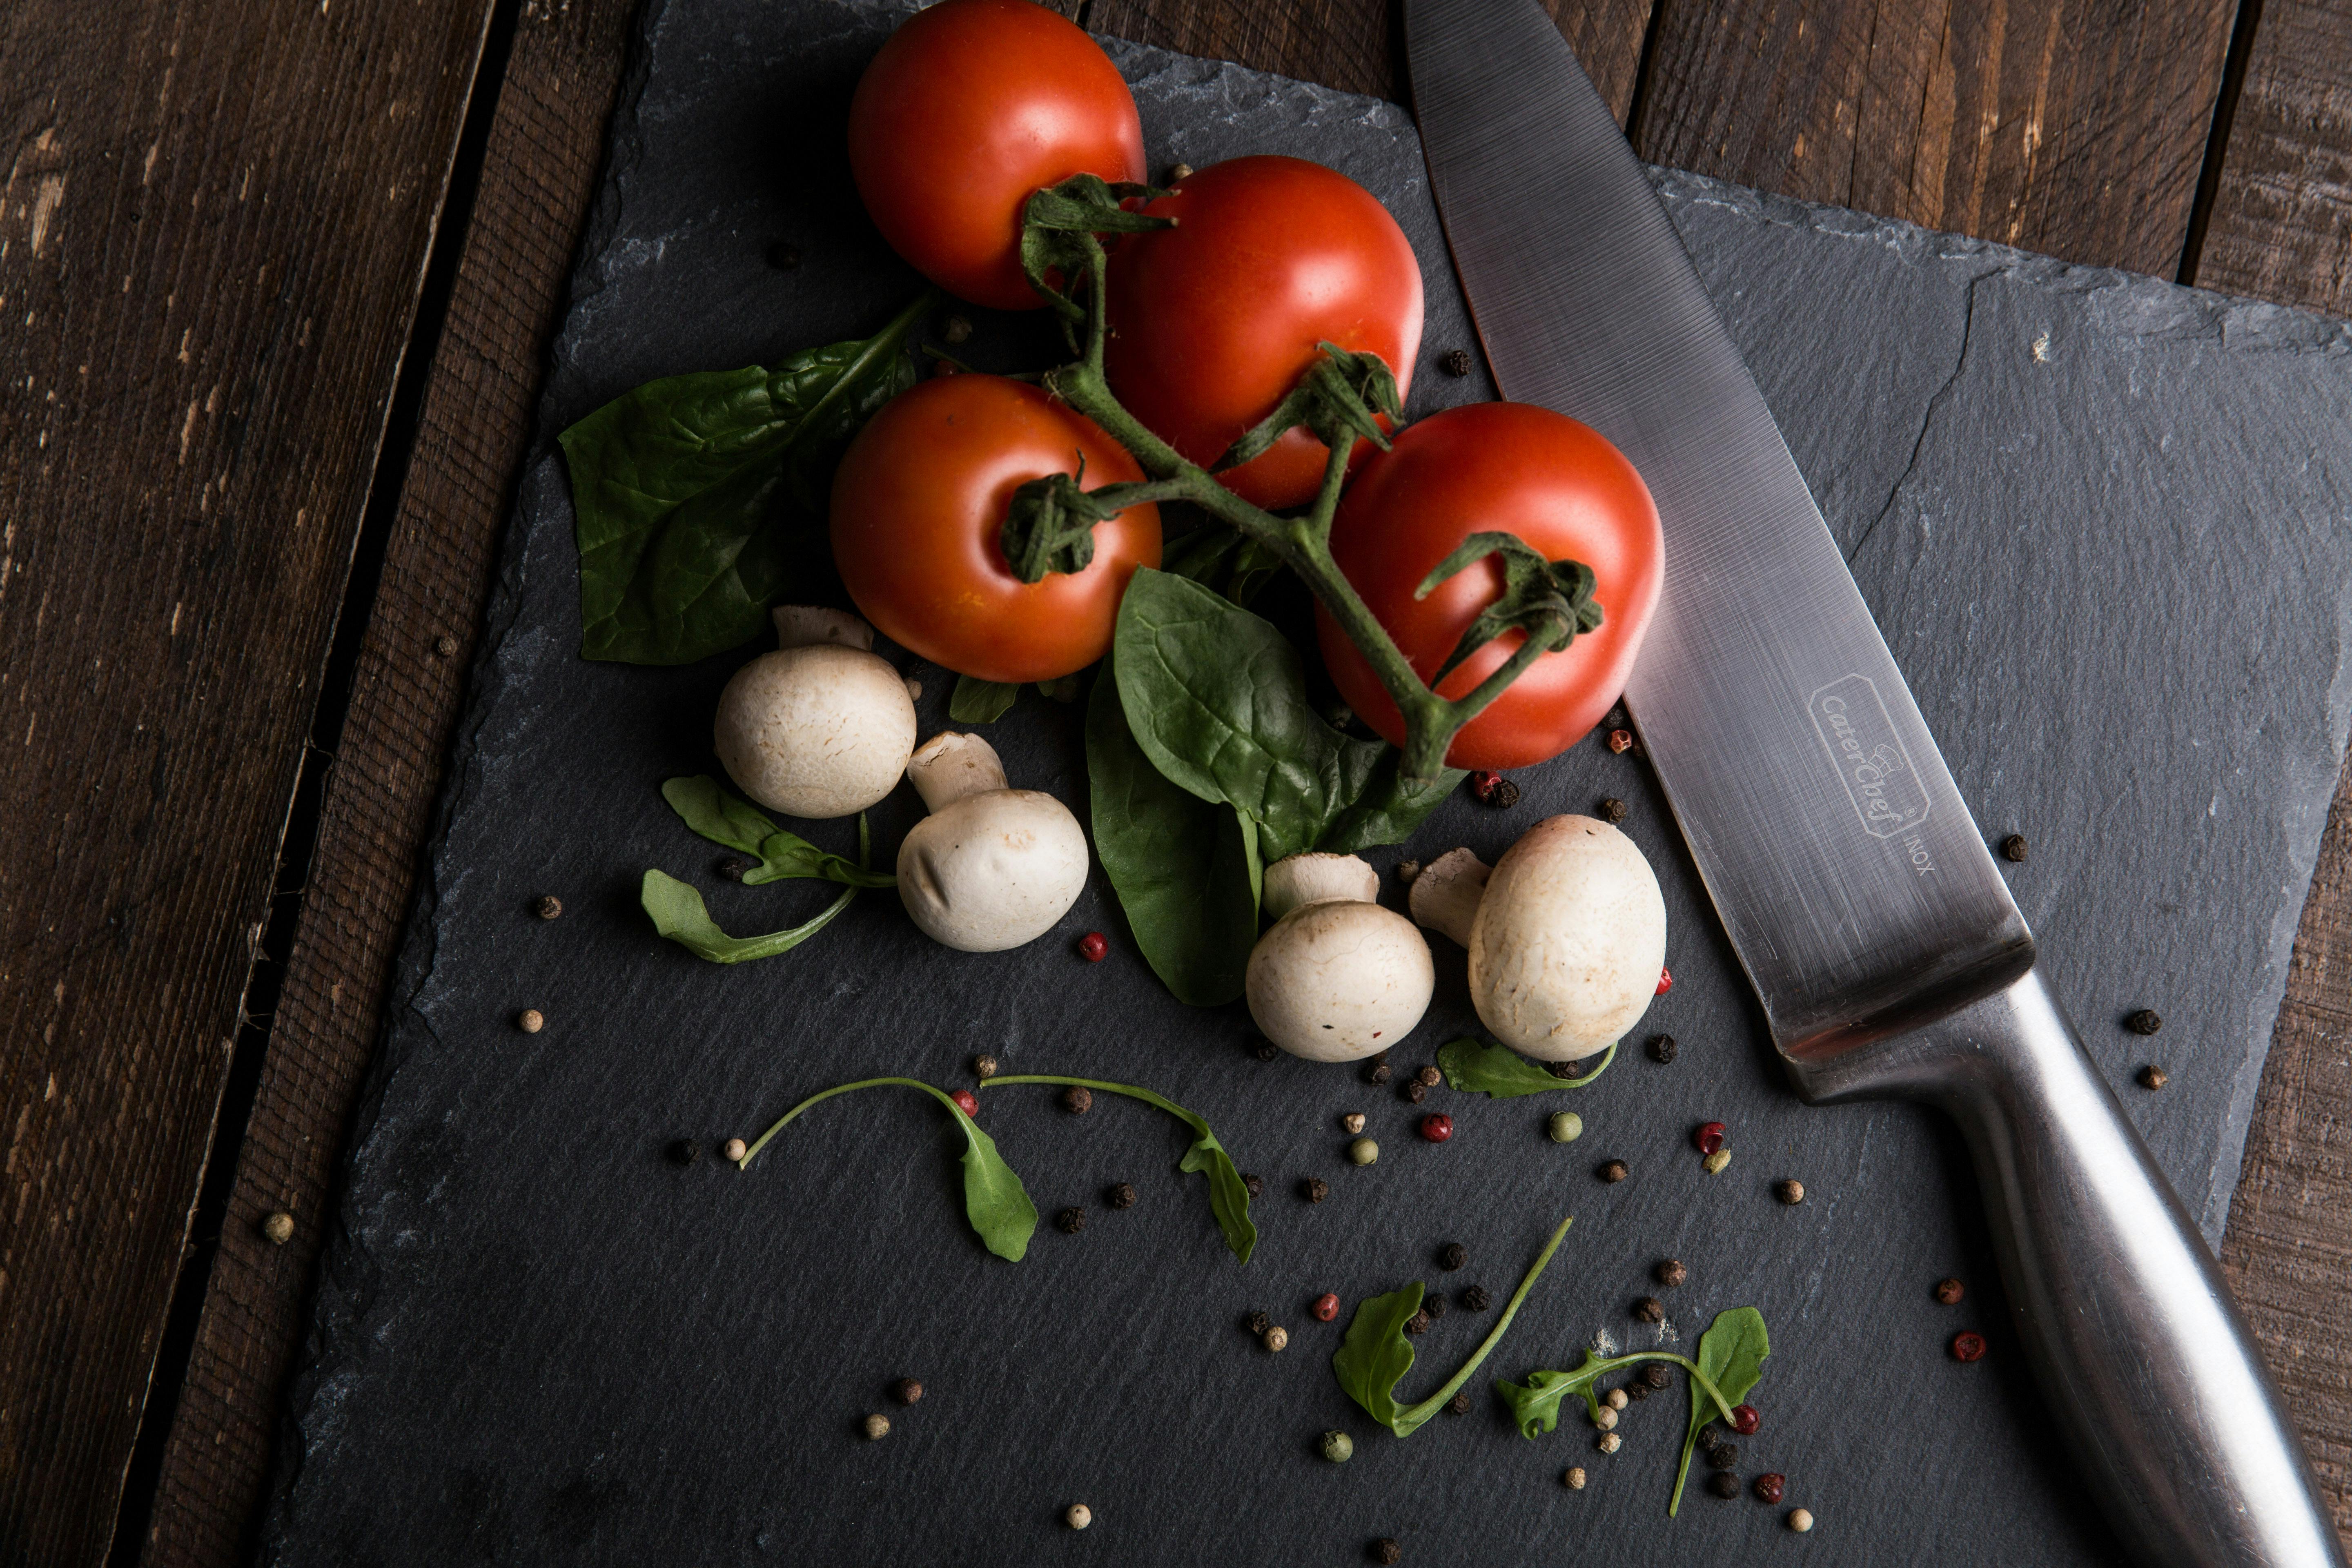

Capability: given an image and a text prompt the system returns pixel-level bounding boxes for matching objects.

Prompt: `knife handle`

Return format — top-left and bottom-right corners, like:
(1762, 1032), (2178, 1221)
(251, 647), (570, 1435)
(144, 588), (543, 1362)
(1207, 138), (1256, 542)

(1802, 968), (2346, 1568)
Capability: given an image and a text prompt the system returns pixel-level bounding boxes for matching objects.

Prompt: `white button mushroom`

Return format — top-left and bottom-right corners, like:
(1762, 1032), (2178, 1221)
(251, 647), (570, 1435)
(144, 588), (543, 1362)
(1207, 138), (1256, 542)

(713, 606), (917, 819)
(1245, 852), (1434, 1062)
(1410, 815), (1666, 1061)
(896, 731), (1089, 951)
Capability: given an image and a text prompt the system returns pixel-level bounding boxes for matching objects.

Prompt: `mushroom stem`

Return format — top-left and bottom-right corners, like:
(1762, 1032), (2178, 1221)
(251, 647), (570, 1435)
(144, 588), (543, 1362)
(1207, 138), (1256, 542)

(1261, 853), (1381, 920)
(906, 731), (1010, 811)
(772, 605), (876, 651)
(1408, 847), (1491, 948)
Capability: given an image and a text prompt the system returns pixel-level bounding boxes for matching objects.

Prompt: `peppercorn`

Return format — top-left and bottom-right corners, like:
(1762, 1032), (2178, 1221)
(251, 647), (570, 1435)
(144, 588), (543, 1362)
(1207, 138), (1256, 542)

(517, 1008), (544, 1033)
(863, 1414), (890, 1440)
(1405, 1309), (1432, 1335)
(1693, 1121), (1727, 1155)
(1654, 1259), (1687, 1288)
(1708, 1472), (1741, 1500)
(1461, 1285), (1490, 1311)
(1108, 1182), (1137, 1209)
(1548, 1111), (1584, 1143)
(1754, 1472), (1785, 1504)
(1592, 1406), (1617, 1431)
(1371, 1540), (1401, 1566)
(1775, 1178), (1806, 1204)
(1062, 1085), (1092, 1114)
(1599, 1159), (1628, 1183)
(891, 1377), (923, 1405)
(262, 1212), (294, 1245)
(1607, 728), (1636, 753)
(722, 1137), (747, 1162)
(1788, 1508), (1815, 1533)
(972, 1053), (999, 1079)
(716, 855), (750, 882)
(1934, 1276), (1964, 1305)
(1247, 1309), (1273, 1336)
(668, 1138), (700, 1166)
(1396, 858), (1422, 884)
(1350, 1137), (1379, 1165)
(1648, 1033), (1677, 1064)
(1242, 1172), (1264, 1198)
(2126, 1008), (2163, 1036)
(1313, 1292), (1340, 1321)
(1253, 1038), (1280, 1061)
(1341, 1112), (1366, 1134)
(533, 894), (563, 920)
(1410, 1063), (1439, 1089)
(2000, 833), (2029, 862)
(1168, 163), (1194, 181)
(1703, 1148), (1733, 1175)
(1066, 1504), (1092, 1530)
(1563, 1466), (1588, 1490)
(1419, 1112), (1453, 1142)
(1302, 1176), (1330, 1203)
(433, 633), (459, 658)
(1731, 1403), (1760, 1434)
(2139, 1064), (2169, 1090)
(1707, 1443), (1738, 1470)
(1599, 797), (1628, 824)
(1951, 1330), (1988, 1362)
(1077, 931), (1109, 962)
(1656, 966), (1673, 995)
(1642, 1362), (1672, 1389)
(950, 1090), (979, 1117)
(1447, 1390), (1471, 1415)
(1263, 1325), (1290, 1352)
(1057, 1207), (1086, 1234)
(1323, 1430), (1354, 1463)
(1365, 1053), (1392, 1086)
(1468, 769), (1519, 806)
(1438, 1242), (1468, 1271)
(1604, 1387), (1628, 1411)
(1442, 347), (1474, 376)
(1424, 1294), (1448, 1319)
(1633, 1296), (1664, 1323)
(1493, 778), (1521, 807)
(767, 241), (802, 269)
(942, 314), (973, 344)
(1401, 1079), (1428, 1104)
(1596, 1431), (1622, 1454)
(1626, 1380), (1650, 1401)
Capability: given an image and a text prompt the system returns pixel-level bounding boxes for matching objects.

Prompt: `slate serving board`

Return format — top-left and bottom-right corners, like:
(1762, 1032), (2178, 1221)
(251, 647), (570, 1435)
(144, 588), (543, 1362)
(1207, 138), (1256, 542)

(259, 2), (2352, 1564)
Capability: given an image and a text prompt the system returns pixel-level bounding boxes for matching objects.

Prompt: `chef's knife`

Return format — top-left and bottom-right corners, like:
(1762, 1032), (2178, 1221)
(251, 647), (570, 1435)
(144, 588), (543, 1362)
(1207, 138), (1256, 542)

(1403, 3), (2346, 1563)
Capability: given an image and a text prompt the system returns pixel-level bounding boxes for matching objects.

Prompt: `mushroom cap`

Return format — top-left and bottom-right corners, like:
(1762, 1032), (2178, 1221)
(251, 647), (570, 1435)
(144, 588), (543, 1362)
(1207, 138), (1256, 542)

(1245, 900), (1434, 1062)
(714, 645), (918, 819)
(896, 788), (1089, 952)
(1261, 852), (1379, 921)
(1468, 814), (1665, 1060)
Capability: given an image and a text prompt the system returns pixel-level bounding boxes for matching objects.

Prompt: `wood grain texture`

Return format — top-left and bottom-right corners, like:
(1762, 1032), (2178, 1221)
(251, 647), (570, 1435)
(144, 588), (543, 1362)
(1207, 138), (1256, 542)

(0, 0), (493, 1561)
(2194, 0), (2352, 312)
(1630, 0), (2241, 277)
(131, 0), (645, 1563)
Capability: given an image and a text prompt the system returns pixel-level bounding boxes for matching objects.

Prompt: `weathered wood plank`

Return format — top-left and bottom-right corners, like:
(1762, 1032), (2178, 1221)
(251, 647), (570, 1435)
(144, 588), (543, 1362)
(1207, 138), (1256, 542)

(0, 0), (496, 1560)
(2193, 0), (2352, 312)
(129, 1), (646, 1563)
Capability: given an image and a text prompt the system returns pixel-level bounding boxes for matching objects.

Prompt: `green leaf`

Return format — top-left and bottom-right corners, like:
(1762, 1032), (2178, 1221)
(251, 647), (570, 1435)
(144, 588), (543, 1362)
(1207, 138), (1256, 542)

(1674, 1307), (1771, 1515)
(1113, 568), (1462, 861)
(1332, 1215), (1574, 1437)
(949, 674), (1020, 724)
(563, 295), (928, 665)
(1438, 1038), (1617, 1099)
(659, 777), (894, 887)
(1494, 1345), (1732, 1440)
(639, 870), (860, 963)
(1085, 666), (1260, 1006)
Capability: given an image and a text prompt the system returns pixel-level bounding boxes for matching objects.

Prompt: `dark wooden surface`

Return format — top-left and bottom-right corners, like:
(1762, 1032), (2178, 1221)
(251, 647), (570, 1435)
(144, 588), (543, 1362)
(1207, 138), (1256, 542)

(0, 0), (2342, 1561)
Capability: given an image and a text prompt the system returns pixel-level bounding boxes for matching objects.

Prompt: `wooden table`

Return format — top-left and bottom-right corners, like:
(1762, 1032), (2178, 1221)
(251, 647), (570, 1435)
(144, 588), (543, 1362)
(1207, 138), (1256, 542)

(2, 0), (2346, 1561)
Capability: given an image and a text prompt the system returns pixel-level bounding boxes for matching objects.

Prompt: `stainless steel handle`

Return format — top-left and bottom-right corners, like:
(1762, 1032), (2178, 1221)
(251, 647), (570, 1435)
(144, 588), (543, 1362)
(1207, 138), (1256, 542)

(1794, 967), (2345, 1568)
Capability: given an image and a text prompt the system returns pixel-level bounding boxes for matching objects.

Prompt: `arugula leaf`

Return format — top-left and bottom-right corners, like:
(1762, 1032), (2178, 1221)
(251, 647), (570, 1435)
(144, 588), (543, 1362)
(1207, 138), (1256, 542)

(1113, 568), (1462, 861)
(980, 1075), (1256, 1263)
(949, 675), (1020, 724)
(640, 871), (860, 963)
(1496, 1347), (1735, 1440)
(1332, 1214), (1574, 1437)
(564, 294), (928, 665)
(659, 777), (894, 887)
(1085, 665), (1261, 1006)
(1674, 1307), (1771, 1515)
(737, 1076), (1036, 1262)
(1438, 1038), (1617, 1098)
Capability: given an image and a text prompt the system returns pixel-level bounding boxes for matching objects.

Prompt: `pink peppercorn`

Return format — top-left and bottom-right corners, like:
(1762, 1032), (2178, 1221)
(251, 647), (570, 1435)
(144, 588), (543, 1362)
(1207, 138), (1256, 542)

(1656, 966), (1673, 995)
(1753, 1472), (1785, 1504)
(1952, 1331), (1988, 1362)
(950, 1090), (979, 1117)
(1078, 931), (1109, 962)
(1312, 1292), (1340, 1322)
(1730, 1403), (1760, 1435)
(1608, 728), (1635, 754)
(1470, 769), (1502, 800)
(1419, 1113), (1454, 1143)
(1694, 1121), (1727, 1156)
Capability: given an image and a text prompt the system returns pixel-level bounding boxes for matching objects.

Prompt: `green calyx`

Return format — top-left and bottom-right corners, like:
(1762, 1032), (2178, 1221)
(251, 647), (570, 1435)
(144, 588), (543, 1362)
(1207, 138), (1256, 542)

(1417, 532), (1604, 687)
(1214, 343), (1400, 472)
(1020, 174), (1175, 345)
(999, 462), (1190, 585)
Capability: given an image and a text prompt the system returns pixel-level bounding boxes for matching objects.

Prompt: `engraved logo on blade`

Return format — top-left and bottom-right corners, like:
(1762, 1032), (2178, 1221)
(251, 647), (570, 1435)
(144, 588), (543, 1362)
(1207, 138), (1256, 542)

(1809, 675), (1929, 840)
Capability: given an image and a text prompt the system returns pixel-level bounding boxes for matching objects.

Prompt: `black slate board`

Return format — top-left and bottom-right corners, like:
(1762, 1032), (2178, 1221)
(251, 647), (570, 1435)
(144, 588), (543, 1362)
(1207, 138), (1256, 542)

(260, 3), (2352, 1564)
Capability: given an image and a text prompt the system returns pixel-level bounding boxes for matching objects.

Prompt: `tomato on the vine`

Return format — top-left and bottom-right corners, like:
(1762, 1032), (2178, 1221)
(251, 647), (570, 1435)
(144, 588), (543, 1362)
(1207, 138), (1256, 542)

(1316, 402), (1662, 770)
(831, 375), (1161, 683)
(1105, 156), (1423, 510)
(848, 0), (1145, 312)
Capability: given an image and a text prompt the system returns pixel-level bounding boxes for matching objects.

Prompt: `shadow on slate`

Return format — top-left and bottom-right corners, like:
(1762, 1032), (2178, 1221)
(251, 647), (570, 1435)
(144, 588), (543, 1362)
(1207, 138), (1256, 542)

(258, 1), (2352, 1564)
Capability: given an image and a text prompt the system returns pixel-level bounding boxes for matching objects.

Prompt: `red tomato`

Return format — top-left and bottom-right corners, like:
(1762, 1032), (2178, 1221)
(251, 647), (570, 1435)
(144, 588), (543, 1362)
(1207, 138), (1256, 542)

(1105, 156), (1423, 510)
(848, 0), (1145, 312)
(1317, 403), (1662, 770)
(831, 375), (1161, 682)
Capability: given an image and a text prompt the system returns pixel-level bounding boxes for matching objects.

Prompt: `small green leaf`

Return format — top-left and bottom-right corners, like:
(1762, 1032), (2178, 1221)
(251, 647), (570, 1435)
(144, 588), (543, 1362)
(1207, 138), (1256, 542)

(639, 870), (860, 963)
(1674, 1307), (1771, 1515)
(1496, 1363), (1606, 1438)
(1438, 1038), (1617, 1099)
(659, 777), (894, 887)
(949, 675), (1020, 724)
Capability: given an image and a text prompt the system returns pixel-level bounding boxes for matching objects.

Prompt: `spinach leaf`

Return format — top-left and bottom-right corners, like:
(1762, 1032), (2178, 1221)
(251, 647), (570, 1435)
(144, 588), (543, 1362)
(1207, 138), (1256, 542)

(564, 294), (927, 665)
(949, 675), (1020, 724)
(980, 1075), (1256, 1263)
(1113, 568), (1462, 862)
(1086, 666), (1261, 1006)
(1496, 1347), (1735, 1440)
(659, 777), (894, 887)
(1332, 1214), (1573, 1437)
(1438, 1038), (1617, 1098)
(737, 1076), (1036, 1262)
(1673, 1307), (1771, 1515)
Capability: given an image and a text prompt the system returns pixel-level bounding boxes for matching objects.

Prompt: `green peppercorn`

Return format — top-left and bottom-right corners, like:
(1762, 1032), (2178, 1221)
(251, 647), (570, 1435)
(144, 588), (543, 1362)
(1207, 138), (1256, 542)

(1548, 1111), (1583, 1143)
(1349, 1137), (1379, 1165)
(1323, 1430), (1354, 1463)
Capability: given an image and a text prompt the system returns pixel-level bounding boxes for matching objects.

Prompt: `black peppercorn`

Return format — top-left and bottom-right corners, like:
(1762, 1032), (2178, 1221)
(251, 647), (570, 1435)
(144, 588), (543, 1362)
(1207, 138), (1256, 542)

(1447, 1390), (1472, 1415)
(1242, 1172), (1264, 1198)
(1633, 1296), (1664, 1323)
(1247, 1309), (1273, 1336)
(1708, 1471), (1742, 1499)
(1372, 1540), (1402, 1566)
(1253, 1038), (1280, 1061)
(1707, 1443), (1739, 1470)
(1934, 1276), (1965, 1305)
(1365, 1052), (1392, 1085)
(1546, 1059), (1582, 1078)
(1401, 1079), (1427, 1104)
(1405, 1309), (1432, 1335)
(1599, 797), (1628, 824)
(972, 1053), (999, 1079)
(2000, 833), (2029, 862)
(2125, 1009), (2163, 1036)
(1492, 778), (1522, 808)
(1442, 347), (1474, 377)
(1641, 1363), (1672, 1389)
(1655, 1258), (1688, 1288)
(668, 1138), (700, 1166)
(891, 1377), (924, 1405)
(1439, 1242), (1468, 1271)
(2138, 1064), (2169, 1090)
(1598, 1159), (1629, 1183)
(1107, 1182), (1137, 1209)
(1062, 1086), (1093, 1114)
(766, 240), (802, 269)
(715, 855), (750, 882)
(1648, 1034), (1677, 1064)
(1626, 1380), (1650, 1401)
(533, 894), (563, 920)
(1414, 1064), (1442, 1088)
(1461, 1285), (1490, 1311)
(1056, 1207), (1086, 1234)
(1424, 1294), (1448, 1319)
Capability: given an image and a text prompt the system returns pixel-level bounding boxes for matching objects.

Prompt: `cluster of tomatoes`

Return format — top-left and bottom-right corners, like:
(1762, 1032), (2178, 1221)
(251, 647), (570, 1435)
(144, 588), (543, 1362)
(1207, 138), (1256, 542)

(828, 0), (1661, 770)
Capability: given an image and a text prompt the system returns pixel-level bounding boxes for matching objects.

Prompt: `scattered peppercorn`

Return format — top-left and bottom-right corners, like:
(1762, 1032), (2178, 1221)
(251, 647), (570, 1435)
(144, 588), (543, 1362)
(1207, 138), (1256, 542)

(1405, 1309), (1432, 1335)
(1066, 1503), (1092, 1530)
(1419, 1113), (1454, 1142)
(1396, 858), (1422, 884)
(1253, 1038), (1279, 1061)
(668, 1138), (699, 1166)
(2126, 1009), (2163, 1036)
(1596, 1431), (1622, 1454)
(533, 894), (562, 920)
(1563, 1466), (1588, 1490)
(1365, 1052), (1392, 1086)
(863, 1414), (890, 1440)
(767, 241), (802, 269)
(1401, 1079), (1428, 1104)
(1775, 1178), (1806, 1204)
(1168, 163), (1194, 181)
(1788, 1508), (1815, 1533)
(2139, 1064), (2169, 1090)
(891, 1377), (923, 1405)
(1627, 1380), (1650, 1401)
(1491, 777), (1522, 807)
(262, 1212), (294, 1245)
(1731, 1403), (1760, 1435)
(1548, 1111), (1584, 1143)
(1708, 1472), (1742, 1500)
(1247, 1309), (1273, 1336)
(1592, 1406), (1617, 1432)
(1323, 1430), (1354, 1462)
(716, 855), (750, 882)
(1350, 1137), (1380, 1165)
(1599, 1159), (1628, 1183)
(1371, 1540), (1401, 1566)
(1302, 1177), (1330, 1203)
(1633, 1296), (1664, 1323)
(2000, 833), (2029, 862)
(1754, 1472), (1785, 1504)
(1604, 1388), (1629, 1412)
(1951, 1330), (1988, 1362)
(433, 633), (459, 658)
(1642, 1362), (1673, 1389)
(1442, 347), (1474, 376)
(1424, 1294), (1448, 1320)
(1447, 1390), (1471, 1415)
(1108, 1182), (1137, 1209)
(1461, 1285), (1490, 1311)
(517, 1009), (544, 1033)
(1599, 797), (1628, 824)
(1694, 1121), (1727, 1155)
(1438, 1242), (1467, 1271)
(950, 1090), (979, 1117)
(972, 1054), (999, 1079)
(942, 314), (973, 345)
(1655, 1259), (1688, 1288)
(1062, 1085), (1092, 1114)
(1263, 1325), (1290, 1352)
(1703, 1148), (1733, 1175)
(1341, 1112), (1366, 1134)
(723, 1137), (747, 1162)
(1077, 931), (1109, 962)
(1934, 1276), (1964, 1305)
(1313, 1292), (1341, 1322)
(1656, 967), (1674, 995)
(1242, 1172), (1265, 1198)
(1414, 1064), (1442, 1088)
(1607, 728), (1635, 754)
(1706, 1443), (1738, 1471)
(1057, 1207), (1086, 1234)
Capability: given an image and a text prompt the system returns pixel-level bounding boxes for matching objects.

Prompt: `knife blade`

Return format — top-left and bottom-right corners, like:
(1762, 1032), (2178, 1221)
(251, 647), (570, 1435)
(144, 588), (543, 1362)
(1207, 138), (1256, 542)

(1403, 3), (2346, 1565)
